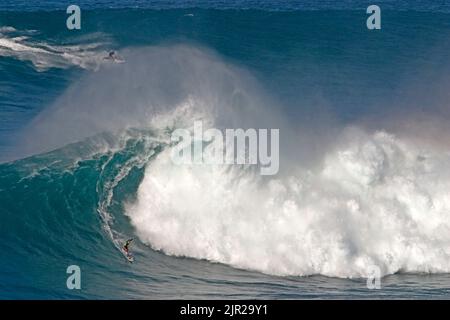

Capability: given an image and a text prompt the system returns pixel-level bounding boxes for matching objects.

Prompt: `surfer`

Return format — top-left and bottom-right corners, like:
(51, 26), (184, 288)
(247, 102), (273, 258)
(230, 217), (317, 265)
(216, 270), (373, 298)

(123, 238), (134, 255)
(103, 50), (125, 63)
(104, 51), (116, 60)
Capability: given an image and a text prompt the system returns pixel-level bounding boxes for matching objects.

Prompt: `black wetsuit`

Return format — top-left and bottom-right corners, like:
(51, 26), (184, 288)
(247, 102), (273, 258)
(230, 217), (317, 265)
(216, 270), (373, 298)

(123, 239), (133, 253)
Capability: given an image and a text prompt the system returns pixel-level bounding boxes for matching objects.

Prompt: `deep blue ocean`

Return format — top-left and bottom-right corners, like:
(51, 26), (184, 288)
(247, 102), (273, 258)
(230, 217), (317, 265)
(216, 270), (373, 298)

(1, 1), (450, 299)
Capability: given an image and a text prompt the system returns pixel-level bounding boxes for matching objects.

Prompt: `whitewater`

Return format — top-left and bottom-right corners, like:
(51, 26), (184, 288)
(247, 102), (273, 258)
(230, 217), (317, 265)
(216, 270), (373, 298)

(126, 126), (450, 278)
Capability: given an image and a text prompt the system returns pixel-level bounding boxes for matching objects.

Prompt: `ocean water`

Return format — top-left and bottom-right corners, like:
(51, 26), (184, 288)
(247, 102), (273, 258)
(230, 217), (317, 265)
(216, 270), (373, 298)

(1, 1), (450, 299)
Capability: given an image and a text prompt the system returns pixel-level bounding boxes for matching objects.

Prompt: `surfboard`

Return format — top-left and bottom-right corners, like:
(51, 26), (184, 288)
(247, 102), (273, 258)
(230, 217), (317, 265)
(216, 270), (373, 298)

(122, 248), (134, 263)
(103, 57), (125, 64)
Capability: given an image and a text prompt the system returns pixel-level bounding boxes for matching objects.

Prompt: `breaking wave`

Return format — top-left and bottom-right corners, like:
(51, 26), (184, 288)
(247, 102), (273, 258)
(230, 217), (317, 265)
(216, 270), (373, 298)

(3, 44), (450, 284)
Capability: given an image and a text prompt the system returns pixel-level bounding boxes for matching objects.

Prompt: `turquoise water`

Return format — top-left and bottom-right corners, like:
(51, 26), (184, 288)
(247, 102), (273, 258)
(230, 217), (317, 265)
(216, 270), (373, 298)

(1, 1), (450, 299)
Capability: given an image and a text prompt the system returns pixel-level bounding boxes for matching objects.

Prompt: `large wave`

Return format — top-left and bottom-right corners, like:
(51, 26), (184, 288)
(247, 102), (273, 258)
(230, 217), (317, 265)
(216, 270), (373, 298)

(126, 125), (450, 277)
(11, 44), (450, 279)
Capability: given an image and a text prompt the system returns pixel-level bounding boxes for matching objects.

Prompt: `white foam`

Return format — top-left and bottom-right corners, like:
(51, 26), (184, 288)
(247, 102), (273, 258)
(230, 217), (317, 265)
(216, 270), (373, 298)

(126, 126), (450, 278)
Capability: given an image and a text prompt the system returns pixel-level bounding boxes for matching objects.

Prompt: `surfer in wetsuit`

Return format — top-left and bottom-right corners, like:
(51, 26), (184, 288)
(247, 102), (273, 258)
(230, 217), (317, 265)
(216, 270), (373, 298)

(104, 51), (116, 60)
(123, 238), (133, 254)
